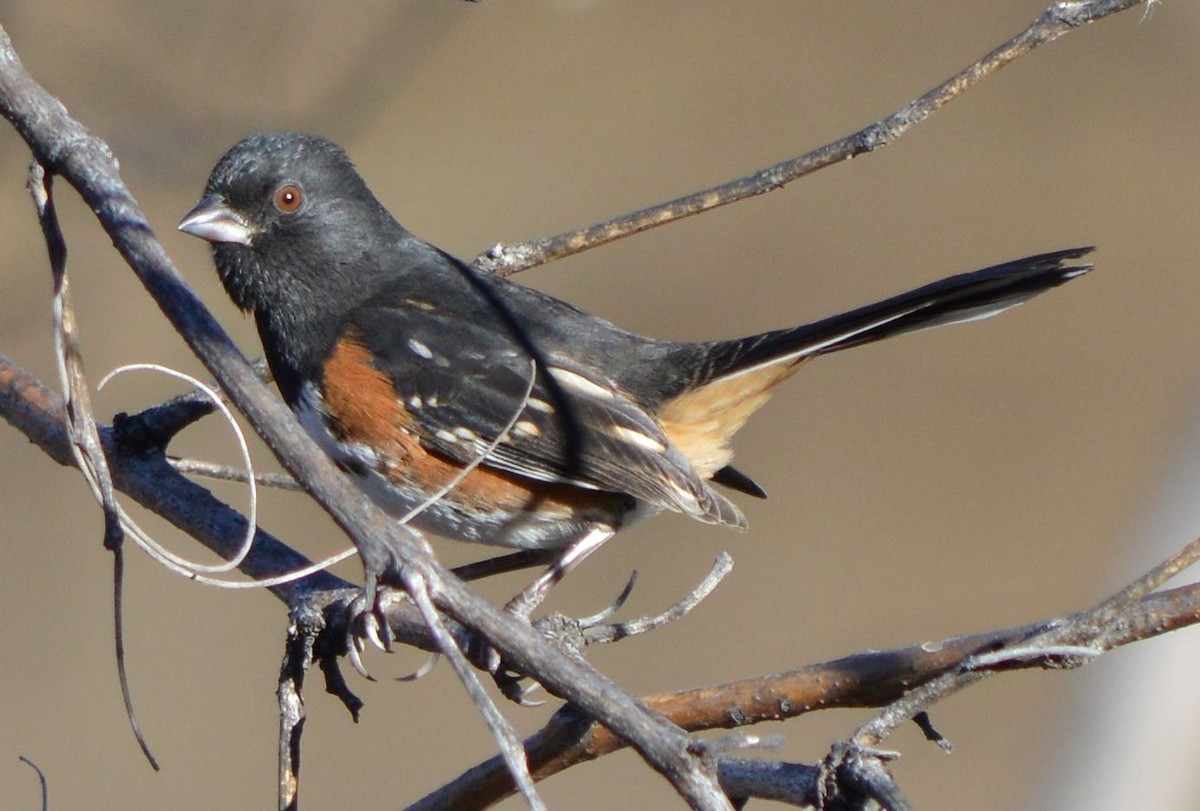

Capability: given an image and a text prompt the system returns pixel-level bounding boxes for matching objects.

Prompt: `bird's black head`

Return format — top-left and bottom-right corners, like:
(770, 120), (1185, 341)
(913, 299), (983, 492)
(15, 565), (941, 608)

(179, 132), (401, 313)
(180, 133), (414, 386)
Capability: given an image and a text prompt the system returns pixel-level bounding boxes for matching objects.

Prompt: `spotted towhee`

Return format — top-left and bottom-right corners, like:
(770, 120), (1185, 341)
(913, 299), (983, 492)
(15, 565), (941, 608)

(179, 132), (1092, 615)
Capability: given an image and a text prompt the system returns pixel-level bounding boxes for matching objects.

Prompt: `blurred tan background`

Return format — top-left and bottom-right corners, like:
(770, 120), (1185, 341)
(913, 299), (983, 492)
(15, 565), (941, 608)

(2, 1), (1199, 808)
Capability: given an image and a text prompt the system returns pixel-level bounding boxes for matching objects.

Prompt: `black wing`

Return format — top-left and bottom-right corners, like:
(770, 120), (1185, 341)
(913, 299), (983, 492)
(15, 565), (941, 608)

(345, 298), (744, 527)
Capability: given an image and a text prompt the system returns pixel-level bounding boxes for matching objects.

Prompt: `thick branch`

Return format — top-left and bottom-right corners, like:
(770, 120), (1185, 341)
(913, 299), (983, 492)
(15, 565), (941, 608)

(416, 582), (1200, 809)
(0, 29), (729, 806)
(0, 352), (346, 603)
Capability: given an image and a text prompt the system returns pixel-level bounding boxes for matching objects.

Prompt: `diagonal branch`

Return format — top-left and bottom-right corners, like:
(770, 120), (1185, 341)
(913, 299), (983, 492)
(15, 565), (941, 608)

(0, 27), (730, 808)
(474, 0), (1144, 276)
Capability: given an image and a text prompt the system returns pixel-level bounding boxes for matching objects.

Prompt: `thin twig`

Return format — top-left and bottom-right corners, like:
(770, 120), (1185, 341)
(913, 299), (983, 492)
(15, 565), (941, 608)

(100, 363), (263, 575)
(852, 548), (1200, 750)
(474, 0), (1143, 276)
(109, 356), (271, 455)
(717, 759), (818, 808)
(1092, 534), (1200, 616)
(0, 353), (351, 601)
(407, 566), (546, 811)
(277, 605), (322, 811)
(170, 457), (302, 490)
(820, 742), (912, 811)
(847, 534), (1200, 753)
(583, 553), (733, 644)
(29, 165), (124, 550)
(18, 756), (49, 811)
(29, 162), (160, 770)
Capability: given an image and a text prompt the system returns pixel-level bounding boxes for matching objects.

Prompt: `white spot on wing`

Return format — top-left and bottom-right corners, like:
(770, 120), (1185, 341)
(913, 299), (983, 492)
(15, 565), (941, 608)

(435, 429), (458, 444)
(548, 366), (615, 400)
(609, 424), (667, 453)
(408, 339), (433, 359)
(513, 420), (541, 438)
(527, 398), (555, 413)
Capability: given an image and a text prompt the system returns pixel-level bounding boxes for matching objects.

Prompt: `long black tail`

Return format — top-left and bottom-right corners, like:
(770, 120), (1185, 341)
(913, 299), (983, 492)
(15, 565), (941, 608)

(688, 247), (1094, 387)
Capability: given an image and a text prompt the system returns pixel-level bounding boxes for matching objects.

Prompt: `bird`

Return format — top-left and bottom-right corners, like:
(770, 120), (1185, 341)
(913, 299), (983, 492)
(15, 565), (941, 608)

(179, 132), (1092, 618)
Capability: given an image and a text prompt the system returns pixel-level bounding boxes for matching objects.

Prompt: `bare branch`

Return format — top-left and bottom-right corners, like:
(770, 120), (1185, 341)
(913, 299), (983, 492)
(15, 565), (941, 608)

(0, 28), (732, 806)
(474, 0), (1143, 276)
(0, 352), (350, 600)
(851, 533), (1200, 750)
(407, 566), (546, 811)
(1093, 535), (1200, 616)
(582, 553), (734, 645)
(819, 743), (912, 811)
(415, 581), (1200, 809)
(28, 162), (162, 769)
(717, 759), (818, 808)
(169, 457), (302, 490)
(278, 605), (321, 811)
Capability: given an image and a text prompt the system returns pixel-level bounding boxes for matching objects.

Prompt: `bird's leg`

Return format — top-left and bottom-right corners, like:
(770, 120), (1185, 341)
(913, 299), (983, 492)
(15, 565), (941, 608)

(504, 525), (616, 619)
(471, 525), (616, 703)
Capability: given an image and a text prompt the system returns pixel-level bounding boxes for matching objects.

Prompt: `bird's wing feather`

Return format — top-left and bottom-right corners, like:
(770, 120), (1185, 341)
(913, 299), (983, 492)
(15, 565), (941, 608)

(342, 301), (744, 526)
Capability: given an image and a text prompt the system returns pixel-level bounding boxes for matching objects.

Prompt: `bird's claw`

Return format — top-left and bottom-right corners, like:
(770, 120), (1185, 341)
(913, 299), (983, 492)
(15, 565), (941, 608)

(483, 656), (544, 706)
(342, 586), (401, 680)
(460, 622), (538, 704)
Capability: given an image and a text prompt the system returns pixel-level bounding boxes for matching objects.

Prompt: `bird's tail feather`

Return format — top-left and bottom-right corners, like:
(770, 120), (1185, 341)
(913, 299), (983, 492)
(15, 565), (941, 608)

(655, 247), (1093, 484)
(694, 247), (1093, 386)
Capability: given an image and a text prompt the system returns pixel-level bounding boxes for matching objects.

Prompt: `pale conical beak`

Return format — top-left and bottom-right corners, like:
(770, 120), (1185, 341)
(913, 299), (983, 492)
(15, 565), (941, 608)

(178, 195), (258, 246)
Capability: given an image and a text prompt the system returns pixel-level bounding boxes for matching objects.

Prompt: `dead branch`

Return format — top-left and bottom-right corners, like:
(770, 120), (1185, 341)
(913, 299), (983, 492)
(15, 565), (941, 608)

(473, 0), (1145, 276)
(0, 23), (734, 811)
(412, 580), (1200, 809)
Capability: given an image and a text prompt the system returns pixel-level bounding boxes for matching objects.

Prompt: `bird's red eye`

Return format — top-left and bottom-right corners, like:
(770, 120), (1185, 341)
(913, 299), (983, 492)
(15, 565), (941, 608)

(274, 183), (304, 213)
